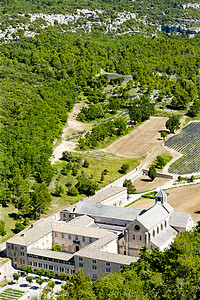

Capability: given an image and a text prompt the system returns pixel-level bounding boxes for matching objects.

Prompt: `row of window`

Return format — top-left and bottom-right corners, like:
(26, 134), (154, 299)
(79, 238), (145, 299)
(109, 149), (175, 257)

(55, 232), (93, 243)
(8, 245), (24, 251)
(133, 235), (142, 241)
(28, 261), (74, 274)
(27, 254), (74, 265)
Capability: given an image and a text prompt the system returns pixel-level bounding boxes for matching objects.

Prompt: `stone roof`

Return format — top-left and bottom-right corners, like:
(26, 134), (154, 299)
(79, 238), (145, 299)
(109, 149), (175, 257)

(136, 204), (169, 230)
(150, 226), (177, 250)
(51, 221), (113, 239)
(169, 212), (191, 228)
(28, 247), (73, 261)
(67, 215), (95, 227)
(74, 202), (144, 222)
(84, 186), (127, 204)
(75, 234), (137, 265)
(7, 219), (52, 247)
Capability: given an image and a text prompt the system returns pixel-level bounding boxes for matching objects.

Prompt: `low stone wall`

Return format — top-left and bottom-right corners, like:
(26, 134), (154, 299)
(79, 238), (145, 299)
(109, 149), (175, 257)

(142, 169), (173, 179)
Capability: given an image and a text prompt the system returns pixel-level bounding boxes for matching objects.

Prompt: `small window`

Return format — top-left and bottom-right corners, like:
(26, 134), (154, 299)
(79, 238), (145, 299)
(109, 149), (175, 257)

(79, 257), (83, 261)
(92, 260), (96, 264)
(75, 235), (78, 241)
(82, 236), (85, 242)
(69, 235), (71, 240)
(89, 238), (92, 243)
(92, 265), (97, 270)
(106, 268), (110, 273)
(92, 274), (97, 280)
(157, 227), (159, 234)
(8, 245), (10, 250)
(120, 265), (124, 270)
(139, 235), (142, 241)
(161, 223), (163, 231)
(79, 263), (83, 268)
(49, 265), (53, 270)
(133, 235), (135, 240)
(33, 262), (37, 267)
(62, 233), (64, 238)
(63, 213), (66, 217)
(165, 220), (167, 227)
(153, 230), (155, 237)
(11, 245), (14, 250)
(106, 262), (110, 267)
(55, 232), (57, 237)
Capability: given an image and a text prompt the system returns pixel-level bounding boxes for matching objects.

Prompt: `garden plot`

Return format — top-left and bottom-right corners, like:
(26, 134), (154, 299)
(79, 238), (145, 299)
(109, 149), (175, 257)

(165, 122), (200, 174)
(0, 288), (24, 300)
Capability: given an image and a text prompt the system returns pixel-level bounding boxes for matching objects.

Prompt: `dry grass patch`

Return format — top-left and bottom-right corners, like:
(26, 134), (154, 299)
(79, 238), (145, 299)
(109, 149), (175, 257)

(133, 175), (171, 192)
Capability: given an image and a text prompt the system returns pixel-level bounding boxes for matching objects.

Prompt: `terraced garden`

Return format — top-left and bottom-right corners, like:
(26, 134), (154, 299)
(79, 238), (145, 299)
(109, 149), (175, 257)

(165, 121), (200, 174)
(0, 289), (24, 300)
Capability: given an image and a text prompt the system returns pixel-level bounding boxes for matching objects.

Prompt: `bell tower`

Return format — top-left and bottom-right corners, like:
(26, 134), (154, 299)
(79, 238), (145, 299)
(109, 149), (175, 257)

(155, 189), (167, 205)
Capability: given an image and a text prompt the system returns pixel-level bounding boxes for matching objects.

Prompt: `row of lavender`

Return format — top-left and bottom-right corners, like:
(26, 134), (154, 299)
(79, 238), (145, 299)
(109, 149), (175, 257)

(165, 122), (200, 174)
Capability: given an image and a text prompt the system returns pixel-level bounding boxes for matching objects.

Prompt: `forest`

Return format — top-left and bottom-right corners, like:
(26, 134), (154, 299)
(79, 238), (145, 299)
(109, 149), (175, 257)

(1, 21), (200, 222)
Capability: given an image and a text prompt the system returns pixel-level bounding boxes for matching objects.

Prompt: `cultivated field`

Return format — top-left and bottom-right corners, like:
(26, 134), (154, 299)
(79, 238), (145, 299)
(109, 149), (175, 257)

(129, 184), (200, 222)
(165, 121), (200, 174)
(102, 117), (168, 158)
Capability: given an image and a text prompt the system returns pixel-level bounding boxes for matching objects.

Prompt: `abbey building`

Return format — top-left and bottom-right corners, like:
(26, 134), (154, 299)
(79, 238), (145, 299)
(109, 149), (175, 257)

(6, 188), (195, 280)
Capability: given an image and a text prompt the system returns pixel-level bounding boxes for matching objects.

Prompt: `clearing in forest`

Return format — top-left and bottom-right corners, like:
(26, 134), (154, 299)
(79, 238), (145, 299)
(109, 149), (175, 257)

(102, 117), (168, 158)
(129, 184), (200, 223)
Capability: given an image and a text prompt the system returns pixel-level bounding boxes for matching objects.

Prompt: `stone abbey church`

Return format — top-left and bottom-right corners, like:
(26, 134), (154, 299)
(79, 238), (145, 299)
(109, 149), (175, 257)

(6, 187), (195, 280)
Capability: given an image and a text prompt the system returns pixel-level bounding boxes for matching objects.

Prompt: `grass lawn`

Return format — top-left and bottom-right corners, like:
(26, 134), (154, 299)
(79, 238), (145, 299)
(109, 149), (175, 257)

(47, 151), (139, 215)
(0, 205), (19, 244)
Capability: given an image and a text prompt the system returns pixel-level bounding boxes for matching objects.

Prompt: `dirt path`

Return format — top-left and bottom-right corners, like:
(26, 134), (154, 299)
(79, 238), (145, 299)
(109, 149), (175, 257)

(50, 103), (91, 164)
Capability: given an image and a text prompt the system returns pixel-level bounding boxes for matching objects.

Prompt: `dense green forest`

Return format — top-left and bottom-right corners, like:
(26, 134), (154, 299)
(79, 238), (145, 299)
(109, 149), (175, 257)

(42, 228), (200, 299)
(1, 21), (200, 219)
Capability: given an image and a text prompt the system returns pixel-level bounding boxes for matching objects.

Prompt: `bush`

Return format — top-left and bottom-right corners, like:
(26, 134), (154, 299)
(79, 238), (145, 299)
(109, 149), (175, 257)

(119, 164), (129, 174)
(148, 165), (157, 181)
(83, 159), (89, 168)
(0, 220), (7, 236)
(68, 186), (79, 196)
(123, 179), (136, 194)
(51, 245), (62, 252)
(13, 221), (25, 234)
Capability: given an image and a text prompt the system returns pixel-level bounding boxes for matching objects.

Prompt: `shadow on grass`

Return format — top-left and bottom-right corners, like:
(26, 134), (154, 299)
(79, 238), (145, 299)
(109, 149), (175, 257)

(8, 213), (20, 220)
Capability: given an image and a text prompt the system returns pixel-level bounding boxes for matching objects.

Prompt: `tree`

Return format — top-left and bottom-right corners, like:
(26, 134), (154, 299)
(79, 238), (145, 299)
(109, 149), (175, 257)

(13, 273), (20, 283)
(166, 116), (180, 133)
(83, 160), (89, 168)
(154, 155), (165, 169)
(51, 245), (62, 252)
(68, 186), (79, 196)
(36, 277), (45, 289)
(0, 220), (7, 236)
(46, 271), (55, 280)
(148, 165), (157, 181)
(36, 269), (45, 277)
(61, 151), (72, 162)
(52, 184), (64, 197)
(31, 182), (51, 218)
(23, 266), (32, 274)
(75, 176), (98, 196)
(26, 275), (33, 286)
(123, 179), (136, 194)
(13, 221), (25, 234)
(100, 171), (104, 182)
(160, 131), (168, 141)
(119, 164), (129, 174)
(58, 273), (68, 283)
